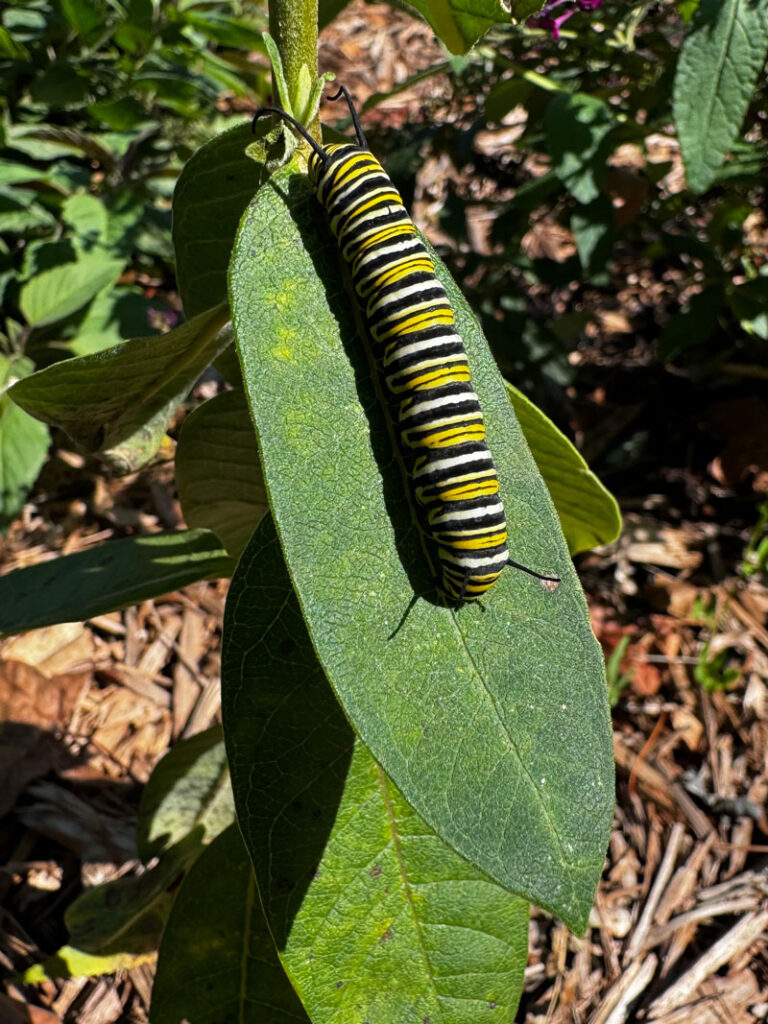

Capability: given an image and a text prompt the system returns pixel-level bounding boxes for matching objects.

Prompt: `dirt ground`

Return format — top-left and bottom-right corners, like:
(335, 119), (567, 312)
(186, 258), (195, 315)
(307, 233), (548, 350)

(1, 3), (766, 1022)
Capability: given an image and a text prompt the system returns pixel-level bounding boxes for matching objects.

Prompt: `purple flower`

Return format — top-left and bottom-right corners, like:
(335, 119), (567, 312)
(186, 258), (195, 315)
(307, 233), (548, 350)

(527, 0), (604, 38)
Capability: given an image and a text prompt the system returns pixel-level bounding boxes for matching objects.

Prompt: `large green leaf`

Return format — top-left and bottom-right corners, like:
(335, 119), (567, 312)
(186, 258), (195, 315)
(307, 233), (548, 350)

(673, 0), (768, 193)
(0, 529), (234, 637)
(151, 825), (310, 1024)
(228, 167), (613, 932)
(10, 303), (231, 466)
(136, 725), (235, 862)
(223, 518), (530, 1022)
(172, 123), (265, 319)
(176, 389), (267, 559)
(19, 254), (125, 328)
(506, 384), (621, 555)
(0, 355), (49, 530)
(403, 0), (545, 54)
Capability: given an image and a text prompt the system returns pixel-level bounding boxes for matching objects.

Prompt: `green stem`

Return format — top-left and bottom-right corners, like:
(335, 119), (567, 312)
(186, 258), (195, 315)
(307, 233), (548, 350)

(269, 0), (318, 126)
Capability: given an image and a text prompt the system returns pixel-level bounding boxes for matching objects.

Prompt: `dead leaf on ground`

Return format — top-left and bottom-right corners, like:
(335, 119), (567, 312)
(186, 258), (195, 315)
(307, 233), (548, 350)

(0, 660), (89, 815)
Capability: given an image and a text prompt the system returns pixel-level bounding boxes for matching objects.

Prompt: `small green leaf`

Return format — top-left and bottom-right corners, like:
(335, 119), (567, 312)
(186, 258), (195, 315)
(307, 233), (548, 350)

(19, 255), (124, 328)
(0, 192), (55, 234)
(172, 125), (265, 319)
(151, 825), (310, 1024)
(10, 304), (231, 455)
(224, 519), (531, 1021)
(62, 193), (110, 250)
(59, 0), (105, 36)
(0, 529), (234, 637)
(673, 0), (768, 193)
(262, 32), (294, 116)
(22, 946), (155, 984)
(137, 725), (234, 862)
(570, 196), (614, 284)
(404, 0), (520, 54)
(506, 384), (621, 555)
(0, 355), (49, 530)
(228, 167), (613, 932)
(544, 92), (616, 204)
(176, 389), (267, 559)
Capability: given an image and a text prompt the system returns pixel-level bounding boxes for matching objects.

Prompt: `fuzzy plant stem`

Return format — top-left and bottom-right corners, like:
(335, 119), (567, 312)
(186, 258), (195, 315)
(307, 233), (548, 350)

(269, 0), (318, 118)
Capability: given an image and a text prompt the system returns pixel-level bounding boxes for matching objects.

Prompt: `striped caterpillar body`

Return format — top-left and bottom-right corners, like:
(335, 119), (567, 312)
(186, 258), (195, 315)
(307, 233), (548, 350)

(254, 88), (558, 604)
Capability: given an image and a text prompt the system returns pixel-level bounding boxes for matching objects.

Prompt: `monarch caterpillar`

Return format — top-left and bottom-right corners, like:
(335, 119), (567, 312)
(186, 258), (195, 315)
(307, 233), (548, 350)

(253, 87), (558, 604)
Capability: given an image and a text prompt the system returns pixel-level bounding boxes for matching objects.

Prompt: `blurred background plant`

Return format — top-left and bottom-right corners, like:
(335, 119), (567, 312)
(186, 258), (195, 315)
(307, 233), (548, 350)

(0, 0), (269, 526)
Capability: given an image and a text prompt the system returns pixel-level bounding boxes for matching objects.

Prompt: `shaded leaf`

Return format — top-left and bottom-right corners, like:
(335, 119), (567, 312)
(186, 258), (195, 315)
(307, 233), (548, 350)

(223, 518), (531, 1022)
(10, 303), (231, 456)
(657, 286), (725, 361)
(570, 196), (614, 284)
(172, 123), (265, 319)
(0, 529), (234, 637)
(176, 389), (267, 559)
(151, 825), (309, 1024)
(0, 356), (49, 530)
(137, 725), (234, 862)
(63, 834), (201, 956)
(228, 167), (613, 932)
(544, 92), (615, 204)
(506, 383), (621, 555)
(673, 0), (768, 193)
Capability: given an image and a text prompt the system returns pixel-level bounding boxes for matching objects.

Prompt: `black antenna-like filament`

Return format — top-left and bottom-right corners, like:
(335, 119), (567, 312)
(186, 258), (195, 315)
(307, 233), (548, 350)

(327, 84), (368, 148)
(251, 106), (327, 162)
(507, 560), (560, 585)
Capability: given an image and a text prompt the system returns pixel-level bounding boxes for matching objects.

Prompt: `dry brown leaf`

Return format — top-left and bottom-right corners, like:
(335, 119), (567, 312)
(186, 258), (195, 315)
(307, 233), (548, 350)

(0, 660), (88, 815)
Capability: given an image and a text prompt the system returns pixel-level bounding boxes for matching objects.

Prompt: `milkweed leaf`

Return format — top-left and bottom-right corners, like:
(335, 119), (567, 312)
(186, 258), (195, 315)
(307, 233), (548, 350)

(176, 389), (267, 560)
(228, 165), (613, 933)
(0, 530), (234, 637)
(506, 383), (621, 555)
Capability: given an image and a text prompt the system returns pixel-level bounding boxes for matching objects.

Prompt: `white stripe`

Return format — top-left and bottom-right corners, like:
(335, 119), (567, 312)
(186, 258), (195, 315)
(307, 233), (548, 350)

(438, 551), (508, 569)
(330, 184), (400, 231)
(336, 206), (411, 239)
(329, 177), (394, 213)
(340, 214), (415, 254)
(386, 353), (466, 382)
(400, 390), (477, 419)
(366, 279), (447, 317)
(429, 502), (504, 524)
(354, 237), (424, 275)
(382, 332), (461, 366)
(412, 450), (491, 478)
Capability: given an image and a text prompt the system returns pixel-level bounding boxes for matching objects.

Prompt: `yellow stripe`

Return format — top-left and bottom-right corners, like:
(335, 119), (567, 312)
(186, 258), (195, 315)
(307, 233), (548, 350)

(405, 423), (486, 448)
(405, 366), (471, 390)
(436, 480), (500, 502)
(369, 256), (435, 289)
(335, 191), (402, 226)
(374, 310), (454, 341)
(449, 531), (507, 550)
